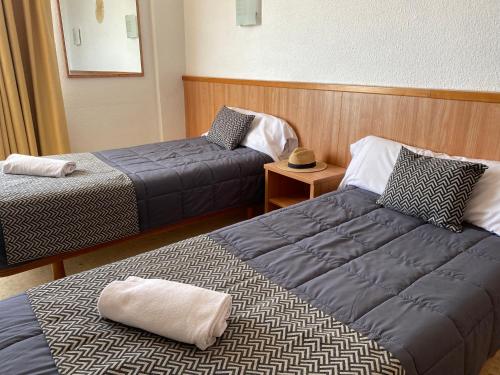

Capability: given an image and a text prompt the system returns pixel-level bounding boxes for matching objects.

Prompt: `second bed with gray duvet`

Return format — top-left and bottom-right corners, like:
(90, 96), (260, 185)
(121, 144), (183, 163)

(0, 137), (271, 268)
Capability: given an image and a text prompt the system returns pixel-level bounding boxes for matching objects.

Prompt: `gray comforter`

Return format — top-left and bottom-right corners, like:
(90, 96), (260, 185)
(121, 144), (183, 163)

(0, 137), (271, 266)
(1, 187), (498, 374)
(94, 137), (270, 231)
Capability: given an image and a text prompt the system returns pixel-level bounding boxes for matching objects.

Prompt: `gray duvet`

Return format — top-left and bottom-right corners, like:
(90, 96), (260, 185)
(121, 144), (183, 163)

(1, 187), (498, 374)
(0, 137), (271, 266)
(212, 187), (500, 375)
(94, 137), (271, 231)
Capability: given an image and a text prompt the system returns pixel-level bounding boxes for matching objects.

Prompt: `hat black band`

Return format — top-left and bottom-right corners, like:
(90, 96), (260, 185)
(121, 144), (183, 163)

(287, 161), (317, 169)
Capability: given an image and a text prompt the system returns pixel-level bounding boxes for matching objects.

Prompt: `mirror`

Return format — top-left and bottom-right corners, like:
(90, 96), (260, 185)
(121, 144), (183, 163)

(57, 0), (143, 77)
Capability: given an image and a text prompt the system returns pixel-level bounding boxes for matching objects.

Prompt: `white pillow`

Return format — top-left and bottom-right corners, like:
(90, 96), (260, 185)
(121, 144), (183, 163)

(202, 108), (298, 162)
(449, 156), (500, 236)
(231, 107), (298, 161)
(339, 136), (436, 194)
(339, 135), (500, 236)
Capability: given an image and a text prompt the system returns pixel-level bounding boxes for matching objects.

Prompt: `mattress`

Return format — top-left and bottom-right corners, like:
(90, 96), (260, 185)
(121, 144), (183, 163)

(0, 137), (271, 267)
(1, 187), (499, 375)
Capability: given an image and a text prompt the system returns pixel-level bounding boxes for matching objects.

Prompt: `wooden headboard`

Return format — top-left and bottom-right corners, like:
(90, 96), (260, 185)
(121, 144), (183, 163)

(183, 76), (500, 167)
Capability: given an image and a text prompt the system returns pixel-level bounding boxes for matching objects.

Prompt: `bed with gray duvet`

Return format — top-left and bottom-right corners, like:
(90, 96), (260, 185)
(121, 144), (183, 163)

(0, 137), (271, 269)
(1, 186), (498, 375)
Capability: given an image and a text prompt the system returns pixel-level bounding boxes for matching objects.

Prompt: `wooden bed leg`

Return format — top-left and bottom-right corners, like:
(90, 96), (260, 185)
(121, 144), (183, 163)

(247, 206), (255, 219)
(52, 260), (66, 280)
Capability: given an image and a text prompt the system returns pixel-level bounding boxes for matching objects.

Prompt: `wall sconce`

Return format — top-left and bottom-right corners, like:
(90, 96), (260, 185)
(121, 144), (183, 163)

(236, 0), (261, 26)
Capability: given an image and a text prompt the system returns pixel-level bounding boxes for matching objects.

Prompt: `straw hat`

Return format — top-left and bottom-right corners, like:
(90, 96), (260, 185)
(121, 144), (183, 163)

(276, 147), (327, 173)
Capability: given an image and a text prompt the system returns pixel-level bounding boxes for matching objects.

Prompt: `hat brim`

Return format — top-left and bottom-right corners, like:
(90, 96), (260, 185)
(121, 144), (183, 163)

(276, 160), (327, 173)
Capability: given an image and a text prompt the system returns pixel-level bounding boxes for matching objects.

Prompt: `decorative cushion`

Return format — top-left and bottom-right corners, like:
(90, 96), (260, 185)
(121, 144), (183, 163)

(376, 147), (488, 232)
(206, 106), (255, 150)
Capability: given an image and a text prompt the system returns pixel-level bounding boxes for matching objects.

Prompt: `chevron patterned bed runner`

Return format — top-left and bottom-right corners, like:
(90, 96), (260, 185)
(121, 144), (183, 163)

(27, 235), (404, 375)
(0, 153), (139, 264)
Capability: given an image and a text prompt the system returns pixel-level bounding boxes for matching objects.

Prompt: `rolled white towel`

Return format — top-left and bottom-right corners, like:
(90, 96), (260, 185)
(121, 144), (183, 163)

(2, 154), (76, 178)
(97, 276), (232, 350)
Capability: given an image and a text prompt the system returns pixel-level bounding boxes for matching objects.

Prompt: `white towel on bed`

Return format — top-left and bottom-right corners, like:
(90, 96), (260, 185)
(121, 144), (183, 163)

(97, 276), (232, 350)
(2, 154), (76, 178)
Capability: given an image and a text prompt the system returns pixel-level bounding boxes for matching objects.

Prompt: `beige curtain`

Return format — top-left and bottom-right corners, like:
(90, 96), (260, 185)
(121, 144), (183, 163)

(0, 0), (69, 160)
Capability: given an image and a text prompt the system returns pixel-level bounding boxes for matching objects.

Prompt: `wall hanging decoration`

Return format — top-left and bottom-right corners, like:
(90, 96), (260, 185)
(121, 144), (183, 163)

(57, 0), (143, 77)
(96, 0), (104, 23)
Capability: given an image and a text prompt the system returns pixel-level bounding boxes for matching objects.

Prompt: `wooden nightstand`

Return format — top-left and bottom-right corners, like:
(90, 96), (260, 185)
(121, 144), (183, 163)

(264, 162), (346, 213)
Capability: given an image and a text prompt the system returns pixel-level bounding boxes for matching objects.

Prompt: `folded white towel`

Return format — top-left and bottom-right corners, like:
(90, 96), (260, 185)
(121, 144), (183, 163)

(2, 154), (76, 178)
(97, 276), (232, 350)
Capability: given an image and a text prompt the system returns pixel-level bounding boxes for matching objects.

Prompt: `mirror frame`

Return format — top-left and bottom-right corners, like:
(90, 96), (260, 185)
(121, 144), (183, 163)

(56, 0), (145, 78)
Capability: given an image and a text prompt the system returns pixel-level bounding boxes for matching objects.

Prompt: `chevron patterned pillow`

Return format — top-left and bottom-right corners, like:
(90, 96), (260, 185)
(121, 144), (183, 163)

(377, 147), (488, 232)
(206, 106), (255, 150)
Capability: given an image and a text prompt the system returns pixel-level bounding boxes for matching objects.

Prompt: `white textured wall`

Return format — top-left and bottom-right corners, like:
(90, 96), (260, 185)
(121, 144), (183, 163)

(184, 0), (500, 91)
(51, 0), (185, 152)
(151, 0), (186, 141)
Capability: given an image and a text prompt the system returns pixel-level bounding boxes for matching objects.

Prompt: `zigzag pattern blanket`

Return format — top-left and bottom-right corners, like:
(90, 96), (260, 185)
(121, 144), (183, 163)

(27, 235), (404, 375)
(0, 153), (139, 265)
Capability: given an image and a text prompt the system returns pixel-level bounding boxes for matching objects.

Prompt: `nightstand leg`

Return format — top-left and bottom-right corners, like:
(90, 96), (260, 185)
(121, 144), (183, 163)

(265, 170), (270, 213)
(310, 184), (316, 199)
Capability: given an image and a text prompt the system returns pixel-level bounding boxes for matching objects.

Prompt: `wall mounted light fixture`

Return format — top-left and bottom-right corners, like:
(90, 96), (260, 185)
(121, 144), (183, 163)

(236, 0), (261, 26)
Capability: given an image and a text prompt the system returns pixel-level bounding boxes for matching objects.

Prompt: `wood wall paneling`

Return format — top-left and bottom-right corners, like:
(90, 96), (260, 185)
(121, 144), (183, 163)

(183, 76), (500, 103)
(337, 94), (500, 165)
(183, 81), (214, 137)
(183, 76), (500, 166)
(262, 87), (342, 164)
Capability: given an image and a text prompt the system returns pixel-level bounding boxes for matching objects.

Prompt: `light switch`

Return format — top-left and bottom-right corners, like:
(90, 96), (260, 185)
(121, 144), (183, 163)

(125, 15), (139, 38)
(72, 28), (81, 46)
